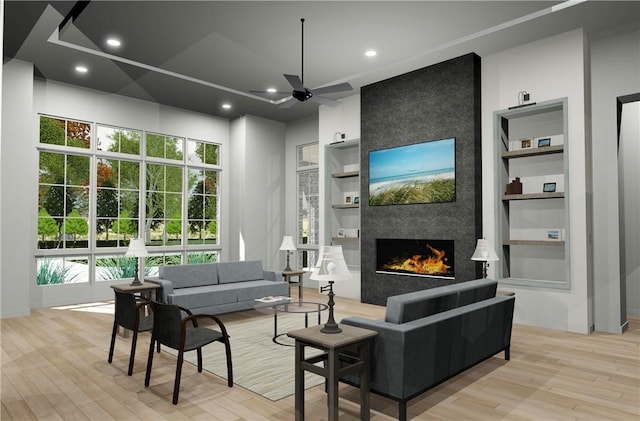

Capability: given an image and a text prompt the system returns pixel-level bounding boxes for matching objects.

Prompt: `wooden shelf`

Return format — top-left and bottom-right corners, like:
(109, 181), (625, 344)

(332, 204), (359, 209)
(503, 192), (564, 201)
(331, 236), (360, 241)
(332, 171), (359, 178)
(504, 239), (565, 246)
(502, 144), (563, 159)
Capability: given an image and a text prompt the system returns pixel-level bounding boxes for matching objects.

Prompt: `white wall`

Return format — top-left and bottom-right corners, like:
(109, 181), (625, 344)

(1, 62), (233, 314)
(590, 26), (640, 329)
(1, 60), (34, 318)
(482, 29), (592, 334)
(318, 95), (361, 300)
(229, 115), (286, 270)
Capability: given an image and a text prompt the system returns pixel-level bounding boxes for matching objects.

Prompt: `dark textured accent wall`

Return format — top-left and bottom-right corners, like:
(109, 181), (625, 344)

(360, 53), (482, 306)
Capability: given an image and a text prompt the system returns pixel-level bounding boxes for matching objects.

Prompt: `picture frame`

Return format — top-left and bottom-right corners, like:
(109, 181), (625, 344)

(337, 228), (345, 238)
(353, 196), (360, 204)
(547, 230), (560, 240)
(520, 138), (532, 149)
(537, 137), (551, 147)
(543, 182), (556, 193)
(344, 191), (358, 205)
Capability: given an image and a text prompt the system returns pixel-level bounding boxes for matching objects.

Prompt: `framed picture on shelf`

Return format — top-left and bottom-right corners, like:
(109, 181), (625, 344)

(343, 191), (358, 205)
(547, 230), (561, 240)
(537, 137), (551, 147)
(520, 138), (532, 149)
(543, 182), (556, 193)
(337, 228), (345, 238)
(354, 196), (360, 204)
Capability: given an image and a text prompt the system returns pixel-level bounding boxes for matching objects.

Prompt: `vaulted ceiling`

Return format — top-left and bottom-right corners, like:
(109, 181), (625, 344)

(4, 1), (639, 123)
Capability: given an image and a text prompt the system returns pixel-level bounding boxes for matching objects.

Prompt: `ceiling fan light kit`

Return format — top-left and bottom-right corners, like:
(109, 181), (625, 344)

(250, 18), (352, 108)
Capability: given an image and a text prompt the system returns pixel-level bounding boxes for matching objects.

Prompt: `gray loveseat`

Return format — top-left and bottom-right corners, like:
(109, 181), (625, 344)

(147, 260), (288, 315)
(340, 278), (515, 421)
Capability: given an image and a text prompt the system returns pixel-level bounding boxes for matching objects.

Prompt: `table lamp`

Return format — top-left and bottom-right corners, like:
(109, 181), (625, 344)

(126, 238), (149, 286)
(471, 239), (499, 278)
(310, 245), (351, 334)
(279, 235), (296, 272)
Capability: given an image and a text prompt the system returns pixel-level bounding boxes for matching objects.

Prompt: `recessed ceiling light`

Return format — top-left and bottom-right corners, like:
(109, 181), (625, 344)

(75, 65), (88, 73)
(267, 87), (277, 93)
(106, 38), (121, 47)
(222, 103), (231, 109)
(365, 50), (377, 57)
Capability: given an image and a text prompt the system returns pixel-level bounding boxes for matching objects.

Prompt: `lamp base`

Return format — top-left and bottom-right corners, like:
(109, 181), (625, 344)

(320, 323), (342, 334)
(130, 260), (143, 286)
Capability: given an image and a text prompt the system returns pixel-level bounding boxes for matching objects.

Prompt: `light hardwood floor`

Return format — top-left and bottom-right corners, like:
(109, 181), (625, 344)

(2, 288), (639, 420)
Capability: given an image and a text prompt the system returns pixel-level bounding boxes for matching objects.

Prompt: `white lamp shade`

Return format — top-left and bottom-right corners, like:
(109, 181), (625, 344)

(126, 238), (149, 257)
(279, 235), (296, 251)
(471, 239), (499, 262)
(310, 246), (351, 282)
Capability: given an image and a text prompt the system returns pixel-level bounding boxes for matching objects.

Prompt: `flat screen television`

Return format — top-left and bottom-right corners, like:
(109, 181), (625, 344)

(369, 137), (455, 206)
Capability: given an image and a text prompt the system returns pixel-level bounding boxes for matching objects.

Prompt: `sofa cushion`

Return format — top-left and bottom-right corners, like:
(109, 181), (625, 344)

(159, 263), (218, 289)
(236, 280), (289, 302)
(217, 260), (264, 284)
(385, 279), (498, 324)
(168, 284), (237, 309)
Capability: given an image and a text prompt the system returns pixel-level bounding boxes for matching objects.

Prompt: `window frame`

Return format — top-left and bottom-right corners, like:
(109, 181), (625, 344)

(35, 114), (223, 286)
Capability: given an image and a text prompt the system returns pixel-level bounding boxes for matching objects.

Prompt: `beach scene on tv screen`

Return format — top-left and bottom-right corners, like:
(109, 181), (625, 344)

(369, 137), (455, 206)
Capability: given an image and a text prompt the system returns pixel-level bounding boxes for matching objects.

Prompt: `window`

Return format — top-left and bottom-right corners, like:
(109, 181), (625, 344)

(146, 163), (183, 246)
(38, 151), (91, 249)
(36, 256), (89, 285)
(96, 158), (140, 247)
(296, 143), (319, 269)
(187, 169), (218, 244)
(36, 115), (222, 285)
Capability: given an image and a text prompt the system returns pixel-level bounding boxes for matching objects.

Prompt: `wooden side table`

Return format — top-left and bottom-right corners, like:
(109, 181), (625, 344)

(110, 281), (161, 301)
(288, 324), (378, 421)
(282, 270), (305, 299)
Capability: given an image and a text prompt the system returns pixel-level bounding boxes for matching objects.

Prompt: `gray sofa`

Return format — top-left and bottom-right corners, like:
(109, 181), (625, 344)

(340, 278), (515, 421)
(147, 260), (288, 315)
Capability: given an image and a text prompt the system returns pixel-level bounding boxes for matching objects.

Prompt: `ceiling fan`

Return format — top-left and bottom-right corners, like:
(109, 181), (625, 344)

(250, 18), (353, 108)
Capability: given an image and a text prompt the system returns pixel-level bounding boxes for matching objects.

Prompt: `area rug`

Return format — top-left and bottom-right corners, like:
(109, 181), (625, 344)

(166, 312), (334, 401)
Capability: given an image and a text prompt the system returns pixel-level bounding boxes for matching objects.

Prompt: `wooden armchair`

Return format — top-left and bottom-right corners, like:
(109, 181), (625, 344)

(144, 300), (233, 404)
(108, 290), (154, 376)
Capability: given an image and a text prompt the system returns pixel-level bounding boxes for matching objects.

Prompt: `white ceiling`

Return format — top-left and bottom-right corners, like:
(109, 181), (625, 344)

(4, 1), (639, 122)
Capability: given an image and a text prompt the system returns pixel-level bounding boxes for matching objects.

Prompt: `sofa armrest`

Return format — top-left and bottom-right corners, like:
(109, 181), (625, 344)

(340, 316), (418, 400)
(145, 278), (173, 302)
(263, 270), (284, 282)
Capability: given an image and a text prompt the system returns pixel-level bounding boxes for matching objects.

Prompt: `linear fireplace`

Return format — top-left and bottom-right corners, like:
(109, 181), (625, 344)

(376, 239), (455, 279)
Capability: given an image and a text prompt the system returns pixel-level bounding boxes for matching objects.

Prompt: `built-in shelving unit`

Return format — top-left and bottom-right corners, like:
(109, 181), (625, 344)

(494, 98), (570, 289)
(324, 139), (360, 269)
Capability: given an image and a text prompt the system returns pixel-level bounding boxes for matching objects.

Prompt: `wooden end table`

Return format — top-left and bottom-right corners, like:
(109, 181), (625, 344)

(287, 324), (378, 421)
(110, 281), (161, 301)
(282, 270), (305, 299)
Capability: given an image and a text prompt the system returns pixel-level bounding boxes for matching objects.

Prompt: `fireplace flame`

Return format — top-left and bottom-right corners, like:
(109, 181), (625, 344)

(382, 244), (451, 275)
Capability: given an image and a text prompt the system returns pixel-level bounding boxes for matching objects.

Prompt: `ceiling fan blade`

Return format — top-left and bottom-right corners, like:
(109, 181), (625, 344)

(309, 95), (341, 108)
(278, 98), (297, 108)
(283, 74), (305, 91)
(249, 90), (290, 96)
(310, 82), (353, 96)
